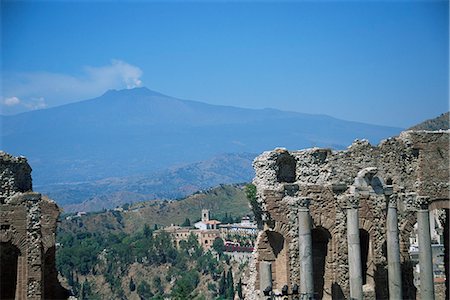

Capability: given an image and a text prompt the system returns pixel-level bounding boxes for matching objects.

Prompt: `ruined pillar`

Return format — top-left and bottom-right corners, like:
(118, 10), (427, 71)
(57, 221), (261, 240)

(415, 196), (435, 300)
(386, 192), (402, 300)
(346, 195), (363, 300)
(298, 197), (314, 299)
(259, 261), (272, 299)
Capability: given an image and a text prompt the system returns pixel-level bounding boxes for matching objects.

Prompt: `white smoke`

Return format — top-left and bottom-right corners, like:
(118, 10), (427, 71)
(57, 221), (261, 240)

(2, 96), (21, 106)
(1, 59), (145, 113)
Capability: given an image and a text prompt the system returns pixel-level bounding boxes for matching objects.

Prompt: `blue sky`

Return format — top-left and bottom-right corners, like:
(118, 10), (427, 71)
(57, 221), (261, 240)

(1, 0), (448, 127)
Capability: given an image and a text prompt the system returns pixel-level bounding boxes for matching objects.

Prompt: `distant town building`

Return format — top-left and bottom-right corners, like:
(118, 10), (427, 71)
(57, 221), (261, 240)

(158, 224), (221, 251)
(158, 209), (258, 252)
(219, 215), (258, 235)
(194, 209), (221, 230)
(409, 209), (446, 289)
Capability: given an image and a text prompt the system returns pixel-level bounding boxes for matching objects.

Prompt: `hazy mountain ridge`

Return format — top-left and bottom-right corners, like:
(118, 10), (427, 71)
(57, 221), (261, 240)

(41, 153), (255, 212)
(2, 87), (404, 210)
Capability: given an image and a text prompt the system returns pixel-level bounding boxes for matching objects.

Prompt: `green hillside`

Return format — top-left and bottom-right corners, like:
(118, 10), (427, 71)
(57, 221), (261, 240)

(56, 184), (253, 299)
(59, 184), (251, 235)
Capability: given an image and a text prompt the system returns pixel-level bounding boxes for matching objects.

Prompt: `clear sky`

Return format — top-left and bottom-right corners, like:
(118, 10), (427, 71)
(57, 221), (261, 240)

(1, 0), (448, 127)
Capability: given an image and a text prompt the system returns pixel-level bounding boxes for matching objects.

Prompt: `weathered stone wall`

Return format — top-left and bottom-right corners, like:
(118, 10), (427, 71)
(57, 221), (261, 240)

(0, 152), (32, 201)
(248, 130), (449, 299)
(0, 151), (69, 300)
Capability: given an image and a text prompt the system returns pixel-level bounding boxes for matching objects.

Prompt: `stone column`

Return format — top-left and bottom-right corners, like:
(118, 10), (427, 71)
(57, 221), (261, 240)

(26, 194), (44, 300)
(346, 195), (363, 300)
(415, 196), (435, 299)
(259, 261), (272, 299)
(386, 193), (402, 299)
(298, 197), (314, 299)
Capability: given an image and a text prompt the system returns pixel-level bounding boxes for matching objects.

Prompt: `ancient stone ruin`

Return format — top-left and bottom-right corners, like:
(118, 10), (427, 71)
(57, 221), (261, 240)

(248, 130), (449, 299)
(0, 152), (69, 300)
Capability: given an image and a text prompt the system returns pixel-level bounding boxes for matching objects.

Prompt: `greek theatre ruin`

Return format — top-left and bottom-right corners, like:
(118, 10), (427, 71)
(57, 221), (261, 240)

(0, 152), (69, 300)
(248, 130), (449, 300)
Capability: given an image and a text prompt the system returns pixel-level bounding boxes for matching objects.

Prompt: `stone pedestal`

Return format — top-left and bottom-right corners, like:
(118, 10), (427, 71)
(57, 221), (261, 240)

(346, 195), (363, 300)
(415, 196), (435, 300)
(298, 197), (314, 299)
(386, 193), (402, 300)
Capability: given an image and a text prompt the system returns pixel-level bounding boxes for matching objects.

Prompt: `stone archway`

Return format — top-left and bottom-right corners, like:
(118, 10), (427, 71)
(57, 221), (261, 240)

(266, 231), (289, 290)
(257, 229), (290, 292)
(312, 227), (331, 299)
(359, 229), (370, 285)
(0, 242), (21, 299)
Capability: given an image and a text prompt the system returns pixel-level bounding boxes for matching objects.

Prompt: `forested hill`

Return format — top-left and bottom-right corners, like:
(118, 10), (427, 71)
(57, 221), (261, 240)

(59, 184), (251, 235)
(56, 184), (253, 299)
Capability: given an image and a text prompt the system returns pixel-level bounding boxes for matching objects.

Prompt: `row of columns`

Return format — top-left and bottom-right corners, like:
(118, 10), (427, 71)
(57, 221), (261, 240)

(345, 192), (435, 300)
(259, 193), (436, 299)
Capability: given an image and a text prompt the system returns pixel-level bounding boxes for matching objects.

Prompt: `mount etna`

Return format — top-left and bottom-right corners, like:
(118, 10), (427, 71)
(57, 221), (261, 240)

(1, 87), (403, 211)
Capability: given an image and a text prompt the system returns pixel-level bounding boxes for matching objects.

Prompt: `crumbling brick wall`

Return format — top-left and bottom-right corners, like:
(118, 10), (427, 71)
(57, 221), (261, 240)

(248, 130), (449, 299)
(0, 151), (69, 300)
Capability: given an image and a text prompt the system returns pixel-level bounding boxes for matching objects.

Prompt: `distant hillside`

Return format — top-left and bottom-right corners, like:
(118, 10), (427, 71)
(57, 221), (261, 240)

(2, 87), (402, 190)
(408, 112), (449, 131)
(42, 153), (255, 212)
(59, 184), (251, 235)
(56, 184), (251, 300)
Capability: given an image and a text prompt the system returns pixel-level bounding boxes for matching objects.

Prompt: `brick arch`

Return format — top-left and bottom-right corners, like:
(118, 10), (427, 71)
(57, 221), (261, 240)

(429, 198), (450, 210)
(357, 216), (389, 298)
(311, 226), (332, 299)
(256, 226), (291, 291)
(272, 220), (290, 237)
(0, 242), (21, 299)
(311, 210), (336, 232)
(0, 229), (28, 255)
(399, 210), (417, 253)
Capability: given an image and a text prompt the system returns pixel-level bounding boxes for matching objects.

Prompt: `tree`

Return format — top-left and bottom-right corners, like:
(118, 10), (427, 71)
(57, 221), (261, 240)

(245, 184), (263, 229)
(212, 237), (225, 257)
(218, 271), (226, 296)
(237, 278), (243, 299)
(143, 224), (152, 238)
(137, 281), (153, 300)
(129, 277), (136, 292)
(181, 218), (191, 227)
(226, 268), (235, 299)
(171, 270), (200, 299)
(153, 276), (164, 295)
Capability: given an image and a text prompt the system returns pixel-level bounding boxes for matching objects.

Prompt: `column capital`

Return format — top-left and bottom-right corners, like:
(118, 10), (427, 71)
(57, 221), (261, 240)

(388, 194), (398, 208)
(298, 197), (312, 209)
(384, 185), (394, 196)
(346, 194), (360, 209)
(414, 196), (431, 210)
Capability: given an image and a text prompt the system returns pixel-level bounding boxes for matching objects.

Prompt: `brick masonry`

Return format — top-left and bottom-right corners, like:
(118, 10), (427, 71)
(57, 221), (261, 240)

(0, 151), (69, 300)
(247, 130), (449, 299)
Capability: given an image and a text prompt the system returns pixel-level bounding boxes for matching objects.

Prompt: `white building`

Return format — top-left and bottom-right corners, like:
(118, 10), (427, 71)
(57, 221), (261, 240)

(194, 209), (221, 230)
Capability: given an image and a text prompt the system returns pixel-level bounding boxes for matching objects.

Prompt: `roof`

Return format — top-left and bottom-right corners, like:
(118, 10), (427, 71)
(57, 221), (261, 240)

(204, 220), (221, 225)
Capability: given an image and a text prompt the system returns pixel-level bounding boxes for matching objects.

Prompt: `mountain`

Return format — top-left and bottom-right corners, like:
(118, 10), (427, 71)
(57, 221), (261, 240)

(42, 153), (255, 212)
(408, 112), (449, 131)
(1, 87), (402, 184)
